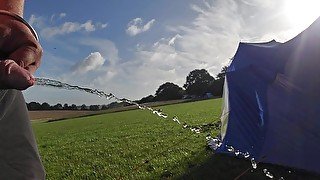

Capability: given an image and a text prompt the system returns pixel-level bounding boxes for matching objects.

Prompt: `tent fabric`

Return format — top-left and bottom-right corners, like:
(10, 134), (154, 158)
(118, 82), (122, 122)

(220, 77), (229, 140)
(217, 17), (320, 174)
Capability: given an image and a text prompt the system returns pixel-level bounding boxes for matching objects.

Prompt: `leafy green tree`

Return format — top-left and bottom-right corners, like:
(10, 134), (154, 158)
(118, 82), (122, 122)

(41, 102), (51, 110)
(184, 69), (215, 96)
(138, 95), (154, 104)
(216, 66), (227, 80)
(89, 105), (100, 111)
(101, 105), (109, 110)
(80, 104), (87, 110)
(70, 104), (78, 110)
(208, 66), (227, 96)
(63, 103), (69, 110)
(155, 82), (185, 101)
(53, 103), (63, 110)
(27, 102), (41, 111)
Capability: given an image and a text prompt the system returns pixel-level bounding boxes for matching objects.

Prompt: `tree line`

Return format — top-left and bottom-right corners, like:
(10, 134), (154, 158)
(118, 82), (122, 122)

(138, 66), (227, 103)
(27, 67), (227, 111)
(26, 102), (109, 111)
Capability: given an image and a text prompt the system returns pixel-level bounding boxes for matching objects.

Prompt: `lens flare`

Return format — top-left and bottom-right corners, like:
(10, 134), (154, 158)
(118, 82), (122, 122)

(284, 0), (320, 29)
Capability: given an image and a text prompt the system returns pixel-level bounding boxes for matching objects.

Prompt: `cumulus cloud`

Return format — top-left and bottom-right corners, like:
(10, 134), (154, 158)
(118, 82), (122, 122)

(126, 18), (156, 36)
(81, 20), (95, 32)
(72, 52), (105, 74)
(79, 38), (119, 65)
(41, 20), (103, 38)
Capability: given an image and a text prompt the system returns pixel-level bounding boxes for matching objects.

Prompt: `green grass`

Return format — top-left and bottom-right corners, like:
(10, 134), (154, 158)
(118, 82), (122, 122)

(32, 98), (320, 179)
(32, 99), (222, 179)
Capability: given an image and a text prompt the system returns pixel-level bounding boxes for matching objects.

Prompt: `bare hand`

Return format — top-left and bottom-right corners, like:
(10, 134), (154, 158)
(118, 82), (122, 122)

(0, 59), (35, 90)
(0, 14), (42, 90)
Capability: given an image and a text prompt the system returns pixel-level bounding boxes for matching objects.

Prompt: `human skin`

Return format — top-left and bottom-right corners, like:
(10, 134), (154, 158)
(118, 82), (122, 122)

(0, 0), (24, 15)
(0, 0), (43, 90)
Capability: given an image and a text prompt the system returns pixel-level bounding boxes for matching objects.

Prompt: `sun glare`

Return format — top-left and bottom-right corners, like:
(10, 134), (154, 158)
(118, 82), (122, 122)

(284, 0), (320, 29)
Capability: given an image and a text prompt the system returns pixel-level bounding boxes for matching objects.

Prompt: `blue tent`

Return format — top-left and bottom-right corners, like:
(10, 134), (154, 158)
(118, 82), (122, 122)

(217, 17), (320, 174)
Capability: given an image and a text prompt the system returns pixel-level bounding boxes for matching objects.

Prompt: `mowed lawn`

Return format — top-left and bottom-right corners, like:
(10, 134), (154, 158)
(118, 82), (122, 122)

(32, 99), (222, 179)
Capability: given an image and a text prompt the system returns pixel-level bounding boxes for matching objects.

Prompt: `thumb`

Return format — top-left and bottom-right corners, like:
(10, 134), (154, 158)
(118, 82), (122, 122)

(0, 59), (35, 90)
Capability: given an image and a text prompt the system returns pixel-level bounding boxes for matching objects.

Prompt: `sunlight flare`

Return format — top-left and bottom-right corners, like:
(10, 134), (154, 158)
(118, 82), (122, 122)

(284, 0), (320, 28)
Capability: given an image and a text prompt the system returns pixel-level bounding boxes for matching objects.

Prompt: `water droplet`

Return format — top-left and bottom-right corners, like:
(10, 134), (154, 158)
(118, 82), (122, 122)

(172, 116), (181, 124)
(235, 150), (240, 156)
(243, 152), (250, 158)
(207, 138), (222, 150)
(160, 113), (168, 118)
(265, 172), (274, 179)
(226, 145), (235, 152)
(205, 135), (212, 141)
(279, 177), (284, 180)
(251, 158), (257, 169)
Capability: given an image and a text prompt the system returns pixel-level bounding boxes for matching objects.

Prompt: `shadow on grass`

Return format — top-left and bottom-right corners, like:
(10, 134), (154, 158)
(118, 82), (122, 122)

(177, 152), (320, 180)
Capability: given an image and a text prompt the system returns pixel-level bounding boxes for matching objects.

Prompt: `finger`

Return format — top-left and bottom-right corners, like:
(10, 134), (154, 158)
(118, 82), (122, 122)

(0, 59), (35, 90)
(9, 43), (42, 73)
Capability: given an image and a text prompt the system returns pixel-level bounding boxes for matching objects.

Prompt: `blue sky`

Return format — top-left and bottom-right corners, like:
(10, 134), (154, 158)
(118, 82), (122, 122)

(22, 0), (320, 105)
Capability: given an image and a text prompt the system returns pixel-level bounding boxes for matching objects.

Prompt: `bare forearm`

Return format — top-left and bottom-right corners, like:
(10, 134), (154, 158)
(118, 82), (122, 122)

(0, 0), (24, 16)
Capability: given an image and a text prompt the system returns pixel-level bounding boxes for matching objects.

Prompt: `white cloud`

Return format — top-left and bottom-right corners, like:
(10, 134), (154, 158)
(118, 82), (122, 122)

(72, 52), (105, 74)
(126, 18), (156, 36)
(50, 14), (55, 22)
(50, 13), (67, 22)
(190, 4), (206, 14)
(59, 13), (67, 18)
(95, 23), (108, 29)
(41, 20), (103, 38)
(28, 14), (38, 26)
(41, 22), (81, 38)
(28, 14), (46, 28)
(79, 38), (120, 65)
(101, 23), (108, 28)
(28, 14), (108, 39)
(81, 20), (95, 32)
(168, 34), (182, 46)
(159, 0), (314, 77)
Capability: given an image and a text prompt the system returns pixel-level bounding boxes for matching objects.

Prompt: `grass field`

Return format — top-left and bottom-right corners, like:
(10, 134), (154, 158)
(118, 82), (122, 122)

(32, 98), (320, 179)
(32, 99), (221, 179)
